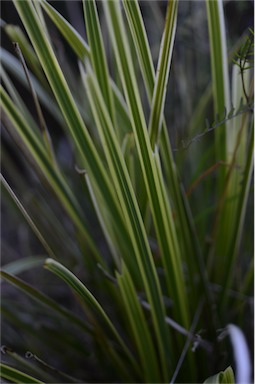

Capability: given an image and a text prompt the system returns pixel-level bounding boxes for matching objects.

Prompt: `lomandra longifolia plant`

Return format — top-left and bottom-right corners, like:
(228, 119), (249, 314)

(1, 0), (253, 383)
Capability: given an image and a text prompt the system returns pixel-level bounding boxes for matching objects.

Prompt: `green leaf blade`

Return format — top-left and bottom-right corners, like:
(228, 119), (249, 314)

(117, 265), (161, 382)
(148, 0), (178, 149)
(0, 363), (44, 384)
(103, 1), (194, 379)
(0, 87), (98, 260)
(0, 270), (91, 333)
(44, 258), (139, 373)
(39, 0), (90, 60)
(83, 0), (115, 123)
(206, 0), (231, 163)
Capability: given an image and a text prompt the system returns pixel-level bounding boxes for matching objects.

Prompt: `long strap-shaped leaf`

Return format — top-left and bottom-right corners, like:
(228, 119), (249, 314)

(117, 265), (161, 382)
(84, 65), (170, 380)
(12, 0), (136, 270)
(0, 270), (91, 333)
(0, 86), (99, 261)
(1, 175), (56, 259)
(219, 119), (254, 309)
(38, 0), (131, 139)
(40, 0), (90, 59)
(0, 48), (62, 124)
(218, 64), (253, 301)
(206, 0), (230, 167)
(0, 347), (56, 383)
(0, 363), (44, 384)
(83, 0), (115, 124)
(205, 0), (231, 274)
(148, 0), (178, 149)
(122, 0), (155, 97)
(44, 258), (138, 373)
(1, 256), (46, 276)
(104, 1), (190, 336)
(4, 24), (48, 89)
(81, 2), (173, 373)
(122, 0), (211, 315)
(1, 63), (43, 134)
(206, 0), (251, 288)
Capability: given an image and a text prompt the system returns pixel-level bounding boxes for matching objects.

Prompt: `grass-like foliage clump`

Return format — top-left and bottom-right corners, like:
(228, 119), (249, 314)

(1, 0), (253, 383)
